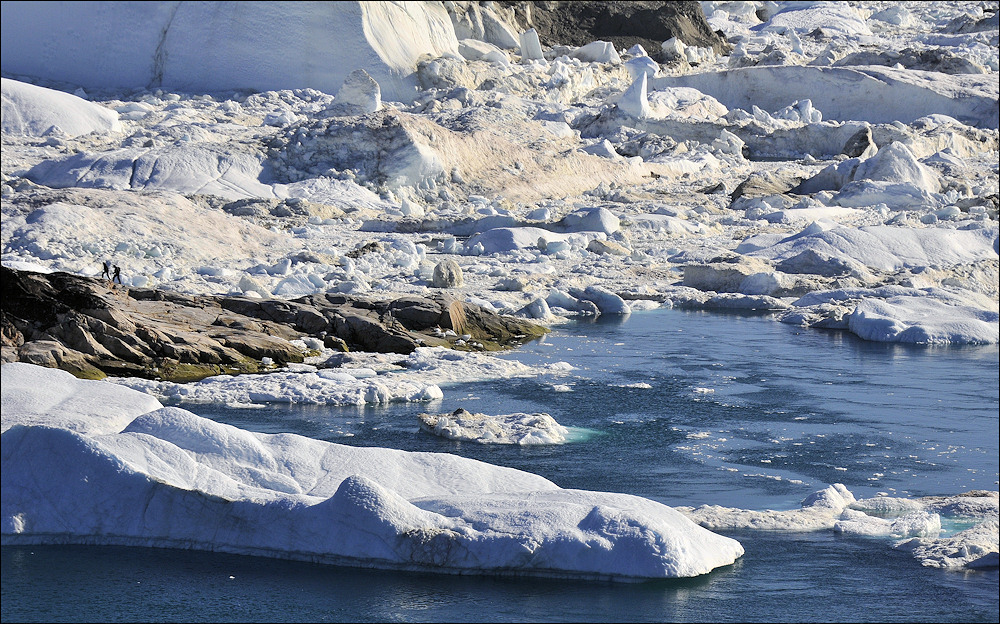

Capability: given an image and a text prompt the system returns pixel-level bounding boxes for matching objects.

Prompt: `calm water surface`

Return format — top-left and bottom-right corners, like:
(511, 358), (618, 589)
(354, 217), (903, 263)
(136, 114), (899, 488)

(3, 309), (998, 622)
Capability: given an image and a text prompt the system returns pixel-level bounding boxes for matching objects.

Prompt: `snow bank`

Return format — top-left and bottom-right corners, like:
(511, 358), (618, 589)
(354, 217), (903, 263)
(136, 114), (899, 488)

(115, 367), (444, 407)
(0, 2), (459, 103)
(1, 78), (122, 137)
(1, 363), (744, 580)
(111, 347), (547, 406)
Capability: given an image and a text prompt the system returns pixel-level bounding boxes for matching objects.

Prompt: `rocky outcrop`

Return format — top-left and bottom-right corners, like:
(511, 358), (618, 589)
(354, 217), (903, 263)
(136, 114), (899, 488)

(1, 267), (547, 382)
(495, 1), (732, 57)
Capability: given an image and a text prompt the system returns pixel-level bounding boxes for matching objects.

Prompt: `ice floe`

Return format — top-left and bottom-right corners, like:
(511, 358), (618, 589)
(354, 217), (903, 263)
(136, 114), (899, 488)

(678, 483), (998, 570)
(417, 408), (570, 445)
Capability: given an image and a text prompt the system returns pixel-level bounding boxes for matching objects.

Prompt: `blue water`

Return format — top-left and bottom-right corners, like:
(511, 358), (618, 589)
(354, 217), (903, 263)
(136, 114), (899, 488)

(3, 309), (998, 622)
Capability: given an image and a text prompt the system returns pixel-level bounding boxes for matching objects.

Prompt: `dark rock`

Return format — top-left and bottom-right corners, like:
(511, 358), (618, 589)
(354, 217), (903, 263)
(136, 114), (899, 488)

(1, 266), (548, 380)
(841, 127), (877, 159)
(497, 1), (731, 57)
(730, 170), (803, 203)
(388, 296), (445, 331)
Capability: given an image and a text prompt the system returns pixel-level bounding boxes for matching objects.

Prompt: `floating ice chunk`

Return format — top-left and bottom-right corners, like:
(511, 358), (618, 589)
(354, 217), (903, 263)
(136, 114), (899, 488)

(418, 408), (569, 445)
(848, 296), (999, 345)
(852, 142), (940, 193)
(762, 2), (872, 37)
(515, 297), (553, 320)
(679, 484), (857, 531)
(684, 45), (716, 65)
(466, 227), (597, 255)
(870, 5), (915, 27)
(712, 129), (746, 158)
(626, 44), (647, 57)
(745, 224), (999, 274)
(263, 110), (299, 126)
(771, 99), (821, 123)
(895, 520), (1000, 570)
(624, 56), (659, 81)
(538, 120), (574, 138)
(832, 181), (936, 210)
(570, 285), (631, 315)
(661, 37), (686, 60)
(652, 66), (998, 129)
(25, 144), (275, 200)
(834, 509), (942, 539)
(559, 207), (621, 235)
(582, 139), (624, 160)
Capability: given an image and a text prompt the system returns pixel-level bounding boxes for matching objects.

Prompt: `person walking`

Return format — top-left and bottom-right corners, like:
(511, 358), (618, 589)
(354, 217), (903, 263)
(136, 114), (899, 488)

(102, 260), (112, 280)
(112, 265), (122, 284)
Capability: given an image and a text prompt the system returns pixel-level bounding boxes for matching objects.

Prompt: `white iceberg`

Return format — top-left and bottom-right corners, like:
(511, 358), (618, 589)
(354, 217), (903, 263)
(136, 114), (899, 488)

(1, 363), (744, 581)
(848, 296), (999, 345)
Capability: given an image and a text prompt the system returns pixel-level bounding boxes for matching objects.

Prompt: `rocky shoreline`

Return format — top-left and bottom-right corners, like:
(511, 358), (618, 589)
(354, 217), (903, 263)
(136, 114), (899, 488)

(1, 266), (547, 382)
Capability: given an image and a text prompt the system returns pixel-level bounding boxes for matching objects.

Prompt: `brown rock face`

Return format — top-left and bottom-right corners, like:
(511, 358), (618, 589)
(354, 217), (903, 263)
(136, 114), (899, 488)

(1, 267), (547, 382)
(497, 1), (732, 57)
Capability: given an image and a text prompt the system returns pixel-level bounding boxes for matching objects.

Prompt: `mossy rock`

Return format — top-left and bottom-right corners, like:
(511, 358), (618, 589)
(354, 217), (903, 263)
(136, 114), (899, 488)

(157, 359), (264, 383)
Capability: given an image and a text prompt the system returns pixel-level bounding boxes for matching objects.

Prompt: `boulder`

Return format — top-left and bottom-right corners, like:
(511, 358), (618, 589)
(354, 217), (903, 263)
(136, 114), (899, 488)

(432, 259), (464, 288)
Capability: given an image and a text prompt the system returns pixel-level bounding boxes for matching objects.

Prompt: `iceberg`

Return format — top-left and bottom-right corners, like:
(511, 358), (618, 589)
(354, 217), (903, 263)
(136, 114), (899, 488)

(1, 362), (744, 581)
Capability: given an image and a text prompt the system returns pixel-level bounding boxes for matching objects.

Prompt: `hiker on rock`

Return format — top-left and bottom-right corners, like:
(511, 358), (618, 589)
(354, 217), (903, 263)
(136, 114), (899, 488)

(113, 265), (122, 284)
(102, 260), (112, 280)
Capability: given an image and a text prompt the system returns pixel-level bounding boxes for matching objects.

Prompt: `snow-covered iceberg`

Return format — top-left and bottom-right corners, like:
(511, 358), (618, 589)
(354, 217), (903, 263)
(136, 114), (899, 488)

(1, 363), (744, 580)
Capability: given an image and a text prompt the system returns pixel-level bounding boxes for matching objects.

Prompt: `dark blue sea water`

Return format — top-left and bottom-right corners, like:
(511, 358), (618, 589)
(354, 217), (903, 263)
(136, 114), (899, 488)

(3, 309), (998, 622)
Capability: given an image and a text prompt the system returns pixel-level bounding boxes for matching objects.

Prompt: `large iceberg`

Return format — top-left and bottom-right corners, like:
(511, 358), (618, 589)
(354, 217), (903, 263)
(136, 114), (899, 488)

(0, 2), (459, 103)
(1, 362), (744, 580)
